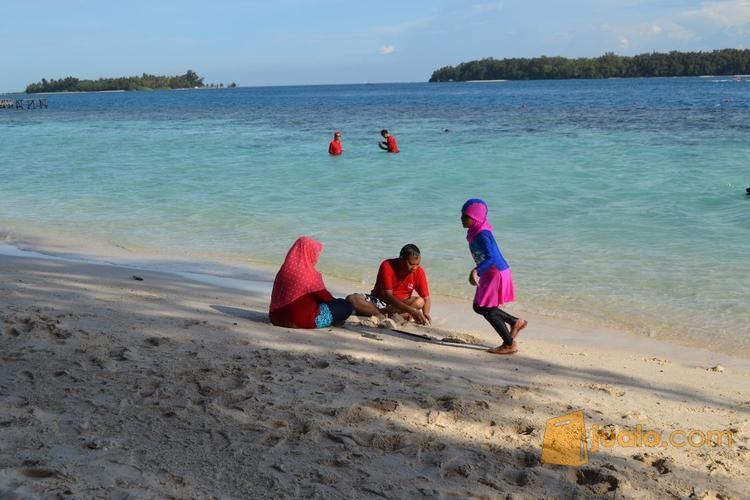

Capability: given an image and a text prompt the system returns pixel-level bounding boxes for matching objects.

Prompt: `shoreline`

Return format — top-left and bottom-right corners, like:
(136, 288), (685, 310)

(4, 77), (749, 361)
(0, 249), (747, 497)
(1, 238), (747, 362)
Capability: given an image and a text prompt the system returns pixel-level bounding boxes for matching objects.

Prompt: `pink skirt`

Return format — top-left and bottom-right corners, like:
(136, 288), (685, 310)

(474, 268), (515, 308)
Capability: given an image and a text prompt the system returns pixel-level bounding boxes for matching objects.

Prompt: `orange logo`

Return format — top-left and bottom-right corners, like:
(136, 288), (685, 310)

(541, 410), (588, 466)
(541, 411), (733, 466)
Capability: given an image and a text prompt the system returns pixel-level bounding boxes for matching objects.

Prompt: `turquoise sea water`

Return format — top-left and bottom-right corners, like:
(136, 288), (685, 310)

(1, 79), (749, 349)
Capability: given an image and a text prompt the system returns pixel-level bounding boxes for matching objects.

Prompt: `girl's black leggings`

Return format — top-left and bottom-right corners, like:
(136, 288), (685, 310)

(473, 303), (518, 345)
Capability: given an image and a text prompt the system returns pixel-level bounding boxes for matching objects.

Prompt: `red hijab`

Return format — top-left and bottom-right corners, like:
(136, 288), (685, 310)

(270, 236), (327, 312)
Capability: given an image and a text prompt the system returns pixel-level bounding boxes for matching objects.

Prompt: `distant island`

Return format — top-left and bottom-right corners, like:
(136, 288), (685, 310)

(429, 48), (750, 82)
(24, 70), (236, 93)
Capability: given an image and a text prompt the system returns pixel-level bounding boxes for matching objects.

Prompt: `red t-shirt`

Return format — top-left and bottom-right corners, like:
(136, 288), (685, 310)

(371, 259), (429, 301)
(269, 289), (334, 328)
(386, 135), (399, 153)
(328, 140), (342, 155)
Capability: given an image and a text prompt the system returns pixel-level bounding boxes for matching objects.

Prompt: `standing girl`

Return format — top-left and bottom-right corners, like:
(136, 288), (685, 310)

(461, 199), (527, 354)
(269, 236), (353, 329)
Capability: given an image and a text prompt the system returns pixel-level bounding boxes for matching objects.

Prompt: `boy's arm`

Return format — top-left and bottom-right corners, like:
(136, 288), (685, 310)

(413, 270), (431, 323)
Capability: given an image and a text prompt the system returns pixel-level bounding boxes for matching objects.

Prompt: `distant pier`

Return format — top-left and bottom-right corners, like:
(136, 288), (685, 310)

(0, 98), (48, 110)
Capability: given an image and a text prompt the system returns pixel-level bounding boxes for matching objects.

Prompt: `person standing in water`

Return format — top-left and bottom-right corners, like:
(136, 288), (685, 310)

(328, 131), (343, 156)
(378, 129), (399, 153)
(461, 198), (527, 355)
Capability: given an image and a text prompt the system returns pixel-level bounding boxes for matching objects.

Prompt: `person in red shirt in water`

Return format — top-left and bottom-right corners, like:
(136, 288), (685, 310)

(378, 129), (399, 153)
(347, 244), (431, 325)
(328, 131), (343, 155)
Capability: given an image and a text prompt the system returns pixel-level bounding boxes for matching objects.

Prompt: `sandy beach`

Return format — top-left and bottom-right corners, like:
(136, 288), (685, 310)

(1, 252), (748, 498)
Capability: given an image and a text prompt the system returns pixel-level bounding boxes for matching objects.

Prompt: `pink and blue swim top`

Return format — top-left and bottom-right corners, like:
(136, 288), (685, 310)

(462, 198), (510, 275)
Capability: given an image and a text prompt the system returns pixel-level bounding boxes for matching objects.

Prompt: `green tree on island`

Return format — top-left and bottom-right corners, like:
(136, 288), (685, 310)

(429, 49), (750, 81)
(25, 70), (205, 93)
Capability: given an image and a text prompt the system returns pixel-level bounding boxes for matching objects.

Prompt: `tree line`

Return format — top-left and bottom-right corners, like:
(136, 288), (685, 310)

(25, 70), (207, 93)
(429, 49), (750, 82)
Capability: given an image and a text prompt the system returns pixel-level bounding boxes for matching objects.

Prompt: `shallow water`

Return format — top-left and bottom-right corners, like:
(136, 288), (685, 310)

(1, 79), (749, 347)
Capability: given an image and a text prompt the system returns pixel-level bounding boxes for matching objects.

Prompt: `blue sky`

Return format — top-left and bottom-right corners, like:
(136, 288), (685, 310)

(2, 0), (749, 91)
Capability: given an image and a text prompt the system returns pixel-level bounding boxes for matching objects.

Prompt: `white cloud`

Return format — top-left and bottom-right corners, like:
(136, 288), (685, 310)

(682, 0), (750, 28)
(378, 45), (395, 55)
(600, 19), (693, 52)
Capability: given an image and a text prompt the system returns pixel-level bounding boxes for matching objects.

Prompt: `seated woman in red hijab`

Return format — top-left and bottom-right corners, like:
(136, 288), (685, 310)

(269, 236), (353, 328)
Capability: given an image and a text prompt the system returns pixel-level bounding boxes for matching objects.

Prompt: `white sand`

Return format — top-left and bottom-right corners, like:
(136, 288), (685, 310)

(0, 253), (748, 498)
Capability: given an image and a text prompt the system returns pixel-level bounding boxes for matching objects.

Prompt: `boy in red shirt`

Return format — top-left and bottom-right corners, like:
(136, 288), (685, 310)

(347, 244), (431, 325)
(378, 129), (399, 153)
(328, 131), (343, 155)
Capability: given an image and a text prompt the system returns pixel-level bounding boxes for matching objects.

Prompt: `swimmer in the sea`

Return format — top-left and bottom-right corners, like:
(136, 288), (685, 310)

(378, 129), (399, 153)
(328, 131), (343, 156)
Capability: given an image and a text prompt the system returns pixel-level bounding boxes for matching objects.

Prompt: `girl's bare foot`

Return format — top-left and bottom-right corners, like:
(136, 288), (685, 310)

(511, 318), (527, 339)
(488, 343), (518, 355)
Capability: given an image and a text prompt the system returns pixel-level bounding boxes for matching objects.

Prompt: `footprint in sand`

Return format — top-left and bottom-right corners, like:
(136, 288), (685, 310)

(386, 368), (414, 381)
(108, 347), (136, 361)
(513, 421), (536, 436)
(510, 469), (533, 486)
(633, 453), (673, 475)
(435, 396), (493, 422)
(3, 316), (72, 340)
(335, 353), (362, 365)
(3, 325), (21, 337)
(575, 468), (620, 495)
(503, 385), (540, 400)
(520, 450), (540, 468)
(589, 383), (626, 397)
(335, 405), (374, 425)
(19, 467), (63, 479)
(145, 336), (170, 347)
(369, 433), (408, 452)
(448, 463), (476, 479)
(365, 398), (399, 413)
